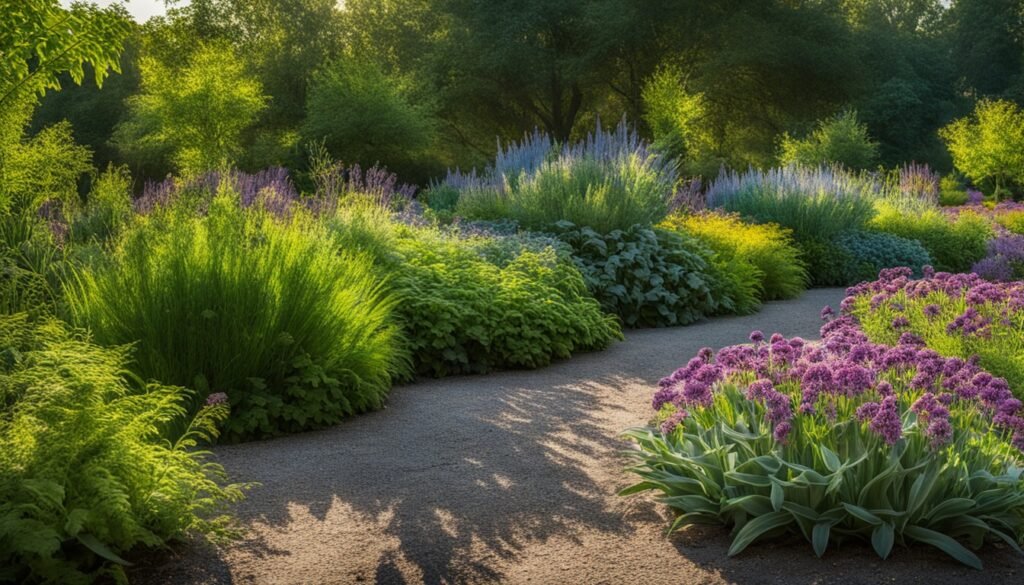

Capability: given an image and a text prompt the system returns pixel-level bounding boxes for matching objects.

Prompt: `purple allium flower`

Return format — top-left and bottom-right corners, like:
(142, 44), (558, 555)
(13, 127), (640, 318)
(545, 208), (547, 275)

(891, 316), (910, 330)
(749, 330), (764, 344)
(869, 396), (902, 445)
(697, 347), (714, 363)
(205, 392), (229, 406)
(681, 380), (713, 407)
(773, 421), (793, 443)
(821, 306), (835, 321)
(652, 386), (678, 411)
(923, 304), (941, 319)
(660, 409), (688, 435)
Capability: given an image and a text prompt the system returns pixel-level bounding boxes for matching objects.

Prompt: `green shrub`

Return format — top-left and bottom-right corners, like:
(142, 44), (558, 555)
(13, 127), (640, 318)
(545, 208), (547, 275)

(870, 203), (992, 273)
(939, 174), (968, 206)
(0, 313), (246, 583)
(778, 111), (879, 170)
(66, 194), (406, 441)
(68, 164), (133, 245)
(624, 319), (1024, 568)
(834, 230), (932, 283)
(660, 212), (808, 301)
(302, 58), (438, 179)
(796, 239), (857, 287)
(940, 99), (1024, 199)
(550, 222), (726, 327)
(328, 206), (621, 377)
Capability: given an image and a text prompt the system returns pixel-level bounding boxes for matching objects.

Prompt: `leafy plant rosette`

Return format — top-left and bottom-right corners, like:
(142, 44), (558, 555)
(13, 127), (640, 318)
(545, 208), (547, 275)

(843, 267), (1024, 396)
(621, 310), (1024, 568)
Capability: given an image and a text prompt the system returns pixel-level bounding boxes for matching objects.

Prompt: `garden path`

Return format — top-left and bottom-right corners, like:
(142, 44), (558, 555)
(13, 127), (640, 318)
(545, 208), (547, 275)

(136, 288), (1024, 585)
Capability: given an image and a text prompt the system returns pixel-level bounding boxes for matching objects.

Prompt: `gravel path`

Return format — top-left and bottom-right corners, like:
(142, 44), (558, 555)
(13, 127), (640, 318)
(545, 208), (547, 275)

(136, 289), (1024, 585)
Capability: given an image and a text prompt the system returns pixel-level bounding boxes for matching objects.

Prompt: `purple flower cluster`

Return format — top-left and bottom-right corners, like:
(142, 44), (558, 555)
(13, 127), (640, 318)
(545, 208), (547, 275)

(652, 302), (1024, 451)
(136, 167), (301, 216)
(971, 235), (1024, 282)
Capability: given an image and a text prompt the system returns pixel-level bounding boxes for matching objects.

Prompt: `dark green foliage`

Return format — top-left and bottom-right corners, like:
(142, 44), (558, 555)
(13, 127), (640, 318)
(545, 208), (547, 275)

(0, 314), (246, 584)
(550, 222), (724, 328)
(797, 239), (858, 287)
(66, 196), (406, 441)
(834, 230), (933, 283)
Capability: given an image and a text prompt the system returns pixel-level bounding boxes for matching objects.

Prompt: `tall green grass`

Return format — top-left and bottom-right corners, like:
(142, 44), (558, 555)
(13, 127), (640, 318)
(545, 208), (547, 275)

(706, 165), (878, 242)
(66, 192), (407, 441)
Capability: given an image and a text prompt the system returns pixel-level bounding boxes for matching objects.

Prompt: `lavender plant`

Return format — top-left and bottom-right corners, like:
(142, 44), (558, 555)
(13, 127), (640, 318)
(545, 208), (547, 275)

(449, 119), (679, 233)
(623, 301), (1024, 567)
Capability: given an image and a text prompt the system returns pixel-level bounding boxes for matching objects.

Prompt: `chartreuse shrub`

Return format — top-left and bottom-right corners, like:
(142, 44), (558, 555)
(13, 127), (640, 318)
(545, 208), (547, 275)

(623, 309), (1024, 568)
(833, 231), (932, 283)
(327, 204), (621, 377)
(66, 192), (406, 441)
(0, 313), (246, 584)
(869, 203), (992, 274)
(660, 212), (808, 302)
(549, 221), (729, 327)
(845, 268), (1024, 397)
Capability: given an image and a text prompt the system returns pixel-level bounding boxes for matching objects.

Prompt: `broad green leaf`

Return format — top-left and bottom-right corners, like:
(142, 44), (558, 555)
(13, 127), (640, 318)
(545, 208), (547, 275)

(871, 523), (895, 559)
(77, 534), (132, 566)
(770, 481), (784, 512)
(843, 503), (882, 526)
(819, 445), (842, 474)
(904, 525), (983, 570)
(727, 511), (793, 556)
(812, 522), (830, 557)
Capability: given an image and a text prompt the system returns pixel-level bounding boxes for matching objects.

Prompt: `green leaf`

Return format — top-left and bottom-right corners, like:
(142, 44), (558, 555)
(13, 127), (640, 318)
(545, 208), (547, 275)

(904, 525), (983, 570)
(812, 522), (830, 557)
(727, 511), (793, 556)
(819, 445), (842, 474)
(770, 481), (784, 512)
(926, 498), (976, 523)
(843, 503), (882, 526)
(871, 523), (895, 559)
(77, 534), (132, 566)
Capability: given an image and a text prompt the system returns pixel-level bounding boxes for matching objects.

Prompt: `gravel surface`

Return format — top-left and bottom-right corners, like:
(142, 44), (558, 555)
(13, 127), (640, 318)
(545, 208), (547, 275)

(134, 288), (1024, 584)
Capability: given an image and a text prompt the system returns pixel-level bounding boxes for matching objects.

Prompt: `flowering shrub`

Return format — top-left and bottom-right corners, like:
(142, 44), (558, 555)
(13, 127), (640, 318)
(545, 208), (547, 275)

(659, 211), (808, 302)
(449, 120), (679, 234)
(0, 314), (246, 583)
(844, 267), (1024, 396)
(623, 309), (1024, 568)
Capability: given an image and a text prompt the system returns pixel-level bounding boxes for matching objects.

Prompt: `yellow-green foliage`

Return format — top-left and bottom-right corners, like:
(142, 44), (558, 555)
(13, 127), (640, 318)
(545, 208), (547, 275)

(870, 203), (993, 273)
(0, 313), (246, 584)
(67, 194), (406, 441)
(660, 212), (808, 301)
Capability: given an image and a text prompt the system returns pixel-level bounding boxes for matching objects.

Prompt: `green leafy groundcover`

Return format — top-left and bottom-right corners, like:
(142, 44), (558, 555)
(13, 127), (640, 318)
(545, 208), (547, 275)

(550, 221), (727, 328)
(0, 314), (246, 584)
(390, 228), (622, 377)
(326, 204), (622, 377)
(623, 313), (1024, 568)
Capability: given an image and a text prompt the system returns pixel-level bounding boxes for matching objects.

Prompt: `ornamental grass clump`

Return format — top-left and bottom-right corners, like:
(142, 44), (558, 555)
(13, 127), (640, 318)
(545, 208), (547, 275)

(67, 192), (406, 441)
(705, 165), (879, 243)
(844, 267), (1024, 396)
(623, 308), (1024, 568)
